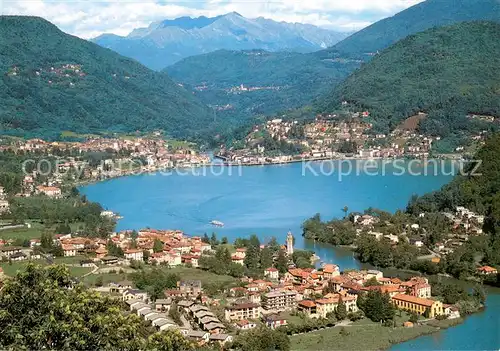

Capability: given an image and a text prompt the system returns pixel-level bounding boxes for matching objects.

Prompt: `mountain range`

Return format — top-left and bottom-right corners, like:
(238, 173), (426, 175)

(92, 12), (349, 70)
(0, 16), (213, 140)
(165, 0), (500, 123)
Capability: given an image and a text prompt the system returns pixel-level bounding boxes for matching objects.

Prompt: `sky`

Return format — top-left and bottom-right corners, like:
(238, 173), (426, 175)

(1, 0), (424, 38)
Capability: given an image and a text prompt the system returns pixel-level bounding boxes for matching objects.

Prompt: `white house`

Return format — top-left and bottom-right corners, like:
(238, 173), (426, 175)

(62, 244), (77, 257)
(264, 267), (279, 280)
(124, 249), (143, 261)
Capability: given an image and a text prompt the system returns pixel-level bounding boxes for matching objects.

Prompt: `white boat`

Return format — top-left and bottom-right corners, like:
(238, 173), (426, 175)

(210, 220), (224, 227)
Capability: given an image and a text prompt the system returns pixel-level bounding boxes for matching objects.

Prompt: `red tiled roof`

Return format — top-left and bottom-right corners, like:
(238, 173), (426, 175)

(298, 300), (316, 308)
(392, 294), (436, 307)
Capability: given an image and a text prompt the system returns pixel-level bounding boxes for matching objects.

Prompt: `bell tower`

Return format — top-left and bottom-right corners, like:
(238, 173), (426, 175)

(286, 231), (294, 256)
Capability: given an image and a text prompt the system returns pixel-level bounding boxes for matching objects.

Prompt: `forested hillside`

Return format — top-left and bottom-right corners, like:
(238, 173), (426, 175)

(407, 133), (500, 275)
(0, 16), (213, 140)
(166, 49), (361, 119)
(331, 0), (500, 55)
(322, 22), (500, 136)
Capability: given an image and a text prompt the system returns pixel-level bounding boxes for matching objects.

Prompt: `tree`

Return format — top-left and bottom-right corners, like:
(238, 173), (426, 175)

(146, 331), (193, 351)
(210, 232), (219, 246)
(202, 233), (210, 244)
(260, 247), (273, 269)
(55, 222), (72, 234)
(267, 237), (280, 254)
(342, 206), (349, 219)
(0, 263), (149, 350)
(276, 249), (288, 274)
(335, 297), (347, 321)
(168, 302), (183, 326)
(107, 239), (124, 257)
(40, 231), (54, 250)
(232, 326), (290, 351)
(359, 290), (395, 323)
(131, 269), (179, 301)
(153, 239), (164, 253)
(364, 277), (381, 287)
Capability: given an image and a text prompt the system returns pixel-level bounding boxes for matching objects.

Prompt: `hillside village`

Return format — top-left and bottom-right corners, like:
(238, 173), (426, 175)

(217, 112), (489, 165)
(0, 135), (209, 204)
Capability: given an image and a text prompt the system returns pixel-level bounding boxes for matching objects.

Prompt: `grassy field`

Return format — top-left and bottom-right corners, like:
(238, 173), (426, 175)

(290, 318), (444, 351)
(0, 222), (44, 241)
(160, 266), (239, 286)
(81, 272), (130, 286)
(0, 221), (88, 242)
(0, 256), (92, 277)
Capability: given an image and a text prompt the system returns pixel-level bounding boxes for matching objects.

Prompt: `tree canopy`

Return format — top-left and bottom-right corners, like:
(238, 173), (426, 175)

(0, 263), (194, 350)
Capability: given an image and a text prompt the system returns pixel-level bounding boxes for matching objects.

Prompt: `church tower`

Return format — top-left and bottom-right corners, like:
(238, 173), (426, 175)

(286, 231), (294, 256)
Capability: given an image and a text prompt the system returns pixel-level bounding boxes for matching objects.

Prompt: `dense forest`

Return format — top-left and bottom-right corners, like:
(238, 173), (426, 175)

(330, 0), (500, 54)
(0, 16), (214, 140)
(322, 22), (500, 137)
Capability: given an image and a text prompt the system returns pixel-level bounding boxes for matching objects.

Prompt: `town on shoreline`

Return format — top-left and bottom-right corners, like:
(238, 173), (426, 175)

(0, 133), (492, 349)
(0, 220), (483, 349)
(216, 113), (481, 166)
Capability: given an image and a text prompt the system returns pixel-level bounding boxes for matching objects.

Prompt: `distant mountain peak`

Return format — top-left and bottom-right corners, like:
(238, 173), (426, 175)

(93, 13), (349, 70)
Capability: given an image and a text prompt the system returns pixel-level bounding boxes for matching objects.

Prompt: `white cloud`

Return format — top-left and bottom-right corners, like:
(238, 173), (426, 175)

(1, 0), (425, 38)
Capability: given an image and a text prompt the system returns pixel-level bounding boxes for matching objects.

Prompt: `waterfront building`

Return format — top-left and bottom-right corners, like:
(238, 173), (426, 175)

(392, 294), (444, 318)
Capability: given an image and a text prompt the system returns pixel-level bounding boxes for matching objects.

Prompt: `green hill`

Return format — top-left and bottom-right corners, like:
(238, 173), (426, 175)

(0, 16), (213, 139)
(322, 21), (500, 137)
(331, 0), (500, 55)
(165, 49), (360, 119)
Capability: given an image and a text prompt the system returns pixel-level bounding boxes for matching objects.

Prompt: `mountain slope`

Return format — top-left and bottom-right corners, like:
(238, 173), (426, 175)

(0, 16), (213, 139)
(165, 49), (361, 117)
(331, 0), (500, 55)
(322, 21), (500, 135)
(93, 12), (348, 70)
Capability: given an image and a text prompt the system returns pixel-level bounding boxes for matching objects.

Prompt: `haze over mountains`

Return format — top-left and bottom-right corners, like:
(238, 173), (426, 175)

(92, 12), (349, 70)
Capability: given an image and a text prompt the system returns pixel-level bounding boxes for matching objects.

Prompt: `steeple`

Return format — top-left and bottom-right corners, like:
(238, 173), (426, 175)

(286, 231), (294, 256)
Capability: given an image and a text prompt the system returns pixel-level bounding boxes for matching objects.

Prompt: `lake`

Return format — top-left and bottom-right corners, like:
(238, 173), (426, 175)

(81, 160), (499, 349)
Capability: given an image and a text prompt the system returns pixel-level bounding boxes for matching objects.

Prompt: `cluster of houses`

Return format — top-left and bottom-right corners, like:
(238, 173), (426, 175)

(99, 280), (234, 347)
(349, 207), (499, 276)
(221, 264), (459, 331)
(0, 136), (210, 200)
(217, 112), (446, 165)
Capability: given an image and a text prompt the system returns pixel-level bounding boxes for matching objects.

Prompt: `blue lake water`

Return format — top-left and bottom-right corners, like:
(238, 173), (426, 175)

(81, 160), (454, 270)
(81, 160), (500, 350)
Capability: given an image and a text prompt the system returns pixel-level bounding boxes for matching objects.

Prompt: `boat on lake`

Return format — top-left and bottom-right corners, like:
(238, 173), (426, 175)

(210, 220), (224, 227)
